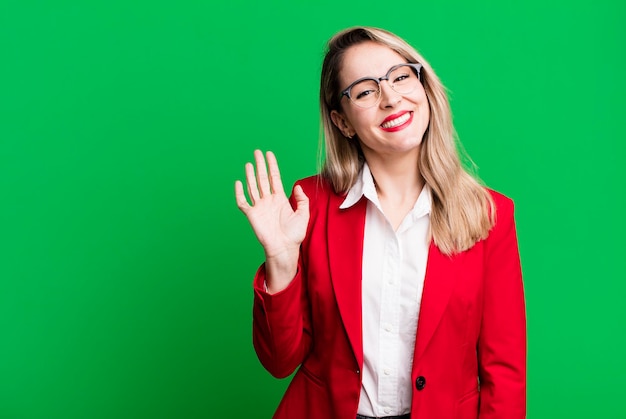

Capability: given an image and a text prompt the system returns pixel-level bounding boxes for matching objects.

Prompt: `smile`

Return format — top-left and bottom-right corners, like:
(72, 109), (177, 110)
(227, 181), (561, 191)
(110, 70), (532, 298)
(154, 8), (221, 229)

(380, 111), (413, 130)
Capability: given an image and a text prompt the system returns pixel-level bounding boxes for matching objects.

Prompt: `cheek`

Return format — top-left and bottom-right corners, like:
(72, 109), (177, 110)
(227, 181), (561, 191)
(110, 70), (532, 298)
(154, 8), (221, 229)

(418, 91), (431, 120)
(423, 102), (431, 121)
(346, 109), (377, 132)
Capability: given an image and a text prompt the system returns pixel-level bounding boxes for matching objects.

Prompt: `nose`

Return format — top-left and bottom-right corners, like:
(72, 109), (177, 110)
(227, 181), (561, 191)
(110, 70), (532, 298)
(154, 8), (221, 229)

(379, 80), (401, 108)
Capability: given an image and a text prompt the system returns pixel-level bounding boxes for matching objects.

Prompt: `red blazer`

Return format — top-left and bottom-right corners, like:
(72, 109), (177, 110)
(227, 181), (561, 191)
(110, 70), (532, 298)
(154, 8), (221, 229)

(252, 176), (526, 419)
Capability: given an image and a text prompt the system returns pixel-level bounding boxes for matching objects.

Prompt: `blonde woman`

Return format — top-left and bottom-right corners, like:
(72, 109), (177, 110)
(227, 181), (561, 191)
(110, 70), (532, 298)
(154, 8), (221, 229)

(235, 26), (526, 419)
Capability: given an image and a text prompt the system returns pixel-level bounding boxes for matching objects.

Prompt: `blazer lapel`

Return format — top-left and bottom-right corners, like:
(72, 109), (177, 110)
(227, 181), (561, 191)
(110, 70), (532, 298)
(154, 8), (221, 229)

(414, 243), (463, 362)
(326, 192), (367, 368)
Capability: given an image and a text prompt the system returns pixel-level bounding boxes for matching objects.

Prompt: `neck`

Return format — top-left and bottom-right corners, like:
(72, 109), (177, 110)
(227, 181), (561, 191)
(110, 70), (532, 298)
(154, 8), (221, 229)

(364, 150), (424, 203)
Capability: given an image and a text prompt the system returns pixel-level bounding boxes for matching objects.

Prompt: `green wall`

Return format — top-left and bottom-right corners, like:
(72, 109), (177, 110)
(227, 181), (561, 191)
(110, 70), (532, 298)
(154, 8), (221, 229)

(1, 0), (624, 417)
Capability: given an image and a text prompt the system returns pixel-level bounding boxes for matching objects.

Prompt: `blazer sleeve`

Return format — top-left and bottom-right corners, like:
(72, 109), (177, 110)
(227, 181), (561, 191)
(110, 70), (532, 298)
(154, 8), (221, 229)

(251, 182), (313, 379)
(478, 194), (527, 418)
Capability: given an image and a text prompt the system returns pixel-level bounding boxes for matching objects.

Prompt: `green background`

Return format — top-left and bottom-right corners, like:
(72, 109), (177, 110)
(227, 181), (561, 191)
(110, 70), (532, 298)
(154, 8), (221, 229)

(1, 0), (624, 417)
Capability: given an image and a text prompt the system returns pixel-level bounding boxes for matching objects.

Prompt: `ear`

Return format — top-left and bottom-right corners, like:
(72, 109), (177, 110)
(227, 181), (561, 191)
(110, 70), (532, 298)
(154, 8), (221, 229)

(330, 110), (355, 138)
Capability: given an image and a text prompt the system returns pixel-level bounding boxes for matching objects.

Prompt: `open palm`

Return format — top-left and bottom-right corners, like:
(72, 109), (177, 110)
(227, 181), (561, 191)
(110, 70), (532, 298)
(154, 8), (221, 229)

(235, 150), (309, 262)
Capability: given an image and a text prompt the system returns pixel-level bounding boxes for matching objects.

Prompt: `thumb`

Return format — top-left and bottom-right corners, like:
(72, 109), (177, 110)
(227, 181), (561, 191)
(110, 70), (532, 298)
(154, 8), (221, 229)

(293, 185), (309, 216)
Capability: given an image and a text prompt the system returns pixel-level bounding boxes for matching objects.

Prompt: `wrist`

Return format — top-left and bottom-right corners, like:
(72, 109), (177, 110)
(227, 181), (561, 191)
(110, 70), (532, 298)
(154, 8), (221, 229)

(264, 247), (299, 294)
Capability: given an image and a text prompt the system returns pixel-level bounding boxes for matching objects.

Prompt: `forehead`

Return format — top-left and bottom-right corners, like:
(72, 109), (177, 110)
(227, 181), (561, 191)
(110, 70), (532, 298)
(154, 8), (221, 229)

(339, 41), (407, 85)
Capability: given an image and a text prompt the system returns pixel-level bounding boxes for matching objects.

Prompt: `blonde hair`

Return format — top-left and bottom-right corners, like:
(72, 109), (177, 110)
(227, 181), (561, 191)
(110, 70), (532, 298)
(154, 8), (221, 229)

(319, 26), (495, 255)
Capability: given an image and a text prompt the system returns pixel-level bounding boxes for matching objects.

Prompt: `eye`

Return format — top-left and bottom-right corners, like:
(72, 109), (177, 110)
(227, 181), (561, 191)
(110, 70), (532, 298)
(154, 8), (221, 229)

(351, 79), (379, 100)
(355, 89), (376, 99)
(393, 73), (411, 83)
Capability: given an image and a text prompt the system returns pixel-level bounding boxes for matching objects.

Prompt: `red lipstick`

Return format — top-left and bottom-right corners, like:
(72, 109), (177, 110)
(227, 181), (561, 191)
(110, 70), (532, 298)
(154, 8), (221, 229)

(380, 111), (413, 132)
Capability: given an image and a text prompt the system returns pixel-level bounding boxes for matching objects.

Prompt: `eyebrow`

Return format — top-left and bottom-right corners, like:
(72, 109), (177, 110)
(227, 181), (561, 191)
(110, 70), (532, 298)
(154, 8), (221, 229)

(344, 62), (413, 88)
(350, 63), (409, 81)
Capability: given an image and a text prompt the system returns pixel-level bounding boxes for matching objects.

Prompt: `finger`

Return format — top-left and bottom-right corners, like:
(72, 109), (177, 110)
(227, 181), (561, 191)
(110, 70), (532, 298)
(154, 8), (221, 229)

(266, 151), (285, 196)
(254, 149), (271, 198)
(234, 180), (250, 213)
(293, 184), (310, 216)
(245, 162), (260, 204)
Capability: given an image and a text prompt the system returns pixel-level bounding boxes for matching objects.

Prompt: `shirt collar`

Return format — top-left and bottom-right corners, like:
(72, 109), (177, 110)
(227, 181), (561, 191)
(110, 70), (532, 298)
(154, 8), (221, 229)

(339, 162), (376, 209)
(339, 162), (432, 219)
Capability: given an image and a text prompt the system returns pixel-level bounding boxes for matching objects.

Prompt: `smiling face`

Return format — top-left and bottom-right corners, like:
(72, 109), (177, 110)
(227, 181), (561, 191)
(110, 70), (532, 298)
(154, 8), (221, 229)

(330, 41), (430, 161)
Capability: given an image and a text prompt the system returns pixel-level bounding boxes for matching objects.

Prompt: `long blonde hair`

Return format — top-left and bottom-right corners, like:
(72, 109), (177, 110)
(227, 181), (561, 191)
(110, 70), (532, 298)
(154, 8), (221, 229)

(319, 27), (495, 255)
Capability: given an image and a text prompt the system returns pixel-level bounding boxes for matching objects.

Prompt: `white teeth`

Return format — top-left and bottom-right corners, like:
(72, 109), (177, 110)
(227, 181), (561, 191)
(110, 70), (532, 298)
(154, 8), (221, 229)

(381, 112), (411, 129)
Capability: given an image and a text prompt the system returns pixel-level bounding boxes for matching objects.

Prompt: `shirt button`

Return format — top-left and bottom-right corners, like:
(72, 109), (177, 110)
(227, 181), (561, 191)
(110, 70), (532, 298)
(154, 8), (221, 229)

(384, 407), (391, 414)
(384, 323), (392, 332)
(415, 375), (426, 390)
(384, 368), (391, 376)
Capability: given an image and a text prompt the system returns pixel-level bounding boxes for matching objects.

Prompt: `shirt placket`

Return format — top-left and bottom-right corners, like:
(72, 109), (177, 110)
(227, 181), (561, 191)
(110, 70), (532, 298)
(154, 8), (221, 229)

(378, 232), (401, 416)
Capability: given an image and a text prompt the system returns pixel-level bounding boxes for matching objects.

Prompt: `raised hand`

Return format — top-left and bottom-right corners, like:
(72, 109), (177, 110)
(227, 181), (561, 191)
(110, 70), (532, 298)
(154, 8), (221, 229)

(235, 150), (309, 293)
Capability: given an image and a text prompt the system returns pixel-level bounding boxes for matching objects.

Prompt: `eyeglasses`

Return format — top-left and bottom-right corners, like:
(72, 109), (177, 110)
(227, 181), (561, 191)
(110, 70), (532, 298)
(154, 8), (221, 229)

(339, 63), (423, 109)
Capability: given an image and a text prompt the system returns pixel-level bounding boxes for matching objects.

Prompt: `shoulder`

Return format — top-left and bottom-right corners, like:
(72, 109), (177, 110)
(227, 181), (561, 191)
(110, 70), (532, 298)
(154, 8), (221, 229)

(484, 188), (518, 243)
(487, 188), (515, 221)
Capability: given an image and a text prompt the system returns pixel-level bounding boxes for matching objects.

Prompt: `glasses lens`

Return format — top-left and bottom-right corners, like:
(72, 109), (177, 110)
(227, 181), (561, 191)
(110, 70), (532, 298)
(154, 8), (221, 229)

(349, 79), (380, 108)
(389, 65), (420, 95)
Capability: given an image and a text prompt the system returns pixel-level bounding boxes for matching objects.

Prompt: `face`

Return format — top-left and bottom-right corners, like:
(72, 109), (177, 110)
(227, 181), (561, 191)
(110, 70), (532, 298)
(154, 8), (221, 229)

(330, 42), (430, 160)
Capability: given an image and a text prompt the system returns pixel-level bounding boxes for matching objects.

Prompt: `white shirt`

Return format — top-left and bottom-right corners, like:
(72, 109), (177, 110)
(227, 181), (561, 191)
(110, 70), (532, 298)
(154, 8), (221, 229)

(340, 163), (431, 417)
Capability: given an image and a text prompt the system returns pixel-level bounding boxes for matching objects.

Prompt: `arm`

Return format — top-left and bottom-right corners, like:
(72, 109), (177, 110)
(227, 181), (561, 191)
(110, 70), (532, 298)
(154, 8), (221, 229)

(478, 196), (527, 418)
(235, 150), (311, 377)
(252, 256), (313, 378)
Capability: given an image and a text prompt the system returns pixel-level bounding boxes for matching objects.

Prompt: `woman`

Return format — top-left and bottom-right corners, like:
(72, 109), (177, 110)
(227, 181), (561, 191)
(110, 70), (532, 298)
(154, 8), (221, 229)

(235, 26), (526, 419)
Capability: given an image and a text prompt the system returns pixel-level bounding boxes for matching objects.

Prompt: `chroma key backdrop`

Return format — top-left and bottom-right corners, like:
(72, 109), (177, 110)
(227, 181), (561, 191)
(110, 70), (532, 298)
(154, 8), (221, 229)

(1, 0), (624, 418)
